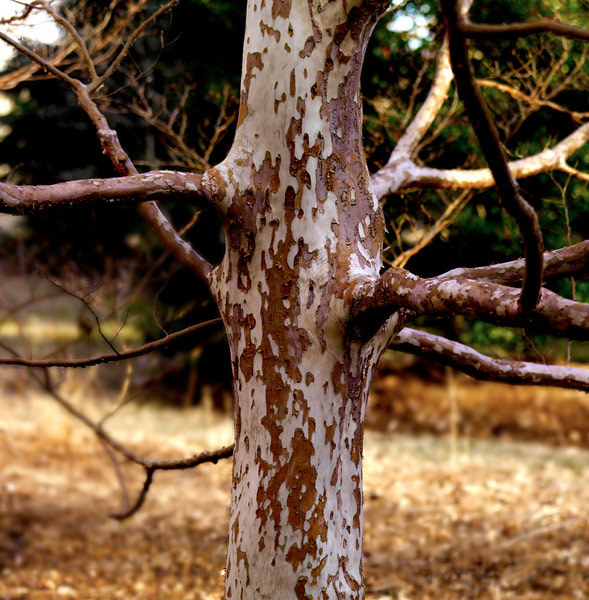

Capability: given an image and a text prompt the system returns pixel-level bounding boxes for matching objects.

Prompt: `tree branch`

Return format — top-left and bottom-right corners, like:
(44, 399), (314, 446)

(352, 268), (589, 340)
(0, 171), (207, 215)
(0, 28), (215, 281)
(87, 0), (180, 94)
(459, 19), (589, 42)
(439, 240), (589, 285)
(371, 37), (454, 200)
(392, 327), (589, 391)
(374, 109), (589, 195)
(34, 369), (233, 520)
(476, 79), (589, 123)
(0, 318), (222, 368)
(441, 0), (544, 313)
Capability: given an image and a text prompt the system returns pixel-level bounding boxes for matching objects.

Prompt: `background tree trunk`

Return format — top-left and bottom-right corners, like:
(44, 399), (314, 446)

(204, 1), (390, 596)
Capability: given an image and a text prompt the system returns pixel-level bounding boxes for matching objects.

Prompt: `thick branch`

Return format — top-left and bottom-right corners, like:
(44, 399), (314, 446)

(374, 110), (589, 196)
(440, 241), (589, 285)
(352, 268), (589, 340)
(392, 327), (589, 391)
(0, 172), (206, 215)
(459, 19), (589, 42)
(371, 38), (454, 200)
(0, 318), (222, 368)
(441, 0), (544, 313)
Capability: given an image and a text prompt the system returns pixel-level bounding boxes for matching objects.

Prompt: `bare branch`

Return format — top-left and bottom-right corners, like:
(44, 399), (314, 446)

(88, 0), (180, 94)
(68, 81), (214, 280)
(352, 268), (589, 340)
(2, 11), (215, 282)
(0, 3), (35, 26)
(477, 79), (589, 123)
(392, 327), (589, 391)
(0, 30), (78, 87)
(30, 369), (234, 520)
(395, 122), (589, 191)
(459, 19), (589, 43)
(371, 38), (454, 200)
(0, 171), (207, 215)
(34, 0), (99, 81)
(0, 318), (222, 368)
(39, 270), (120, 354)
(112, 467), (154, 520)
(390, 39), (453, 161)
(559, 162), (589, 183)
(441, 0), (544, 313)
(440, 240), (589, 285)
(375, 116), (588, 197)
(391, 190), (471, 268)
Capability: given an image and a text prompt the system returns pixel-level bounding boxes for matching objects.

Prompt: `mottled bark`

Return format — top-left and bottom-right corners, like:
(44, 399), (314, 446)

(0, 172), (206, 214)
(1, 2), (588, 598)
(352, 267), (589, 341)
(202, 1), (392, 597)
(393, 328), (589, 391)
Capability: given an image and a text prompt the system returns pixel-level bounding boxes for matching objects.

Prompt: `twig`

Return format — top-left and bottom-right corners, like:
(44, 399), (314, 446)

(0, 317), (222, 368)
(38, 269), (120, 354)
(88, 0), (180, 93)
(35, 369), (233, 520)
(477, 78), (589, 123)
(0, 30), (78, 87)
(32, 0), (99, 81)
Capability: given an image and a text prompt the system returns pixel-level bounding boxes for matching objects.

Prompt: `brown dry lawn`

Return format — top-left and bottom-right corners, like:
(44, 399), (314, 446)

(1, 370), (589, 600)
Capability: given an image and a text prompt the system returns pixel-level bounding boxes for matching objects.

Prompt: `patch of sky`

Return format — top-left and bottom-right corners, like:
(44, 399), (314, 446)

(387, 5), (435, 50)
(0, 2), (63, 70)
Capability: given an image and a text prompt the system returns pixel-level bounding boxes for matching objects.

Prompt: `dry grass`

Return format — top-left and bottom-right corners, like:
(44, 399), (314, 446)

(1, 372), (589, 599)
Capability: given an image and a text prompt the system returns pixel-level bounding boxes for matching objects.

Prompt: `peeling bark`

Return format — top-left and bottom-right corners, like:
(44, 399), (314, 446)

(1, 1), (588, 598)
(0, 172), (207, 214)
(204, 1), (392, 597)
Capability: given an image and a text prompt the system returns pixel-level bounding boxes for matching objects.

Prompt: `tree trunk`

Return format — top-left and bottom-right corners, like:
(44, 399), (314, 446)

(204, 1), (391, 597)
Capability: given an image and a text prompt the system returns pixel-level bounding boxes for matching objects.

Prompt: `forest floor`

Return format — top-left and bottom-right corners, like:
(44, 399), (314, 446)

(1, 368), (589, 600)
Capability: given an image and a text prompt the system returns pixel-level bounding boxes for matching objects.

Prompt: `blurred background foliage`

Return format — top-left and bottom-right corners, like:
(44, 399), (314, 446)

(0, 0), (587, 403)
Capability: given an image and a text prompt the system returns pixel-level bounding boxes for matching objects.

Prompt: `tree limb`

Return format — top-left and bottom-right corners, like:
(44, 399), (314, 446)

(374, 111), (589, 196)
(0, 29), (214, 281)
(439, 240), (589, 285)
(371, 37), (454, 200)
(0, 172), (207, 215)
(352, 268), (589, 340)
(441, 0), (544, 313)
(459, 19), (589, 42)
(392, 327), (589, 391)
(0, 318), (222, 368)
(34, 369), (233, 520)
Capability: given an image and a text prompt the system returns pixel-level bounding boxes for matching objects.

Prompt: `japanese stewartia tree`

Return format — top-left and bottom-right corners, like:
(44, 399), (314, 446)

(0, 0), (588, 598)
